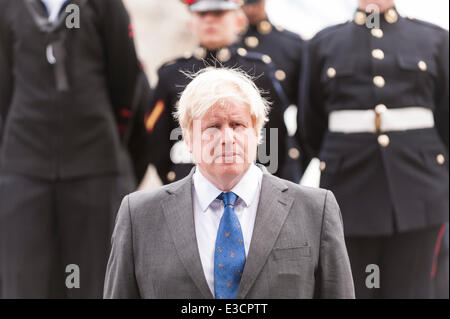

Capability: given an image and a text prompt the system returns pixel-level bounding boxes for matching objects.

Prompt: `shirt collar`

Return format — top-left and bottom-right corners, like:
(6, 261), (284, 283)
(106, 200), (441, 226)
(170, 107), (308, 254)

(193, 164), (263, 213)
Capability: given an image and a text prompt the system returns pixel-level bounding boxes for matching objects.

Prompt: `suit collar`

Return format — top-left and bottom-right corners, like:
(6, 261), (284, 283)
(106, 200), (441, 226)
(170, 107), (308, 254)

(237, 173), (293, 298)
(162, 167), (214, 299)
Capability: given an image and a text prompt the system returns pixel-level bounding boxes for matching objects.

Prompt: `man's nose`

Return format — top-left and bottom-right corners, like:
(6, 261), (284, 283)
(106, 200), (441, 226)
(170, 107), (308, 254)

(221, 127), (235, 145)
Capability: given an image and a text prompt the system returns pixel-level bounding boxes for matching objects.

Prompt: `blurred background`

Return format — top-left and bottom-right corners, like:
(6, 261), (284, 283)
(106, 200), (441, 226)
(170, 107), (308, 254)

(122, 0), (449, 189)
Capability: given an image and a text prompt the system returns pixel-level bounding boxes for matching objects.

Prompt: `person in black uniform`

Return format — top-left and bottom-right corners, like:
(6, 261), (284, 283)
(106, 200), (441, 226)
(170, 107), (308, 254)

(146, 0), (289, 185)
(0, 0), (142, 298)
(299, 0), (449, 298)
(239, 0), (306, 183)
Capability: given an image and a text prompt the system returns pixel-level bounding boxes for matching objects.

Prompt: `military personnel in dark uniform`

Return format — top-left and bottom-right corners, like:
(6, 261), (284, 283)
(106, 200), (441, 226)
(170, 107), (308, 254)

(0, 0), (141, 298)
(147, 0), (289, 185)
(299, 0), (449, 298)
(240, 0), (306, 182)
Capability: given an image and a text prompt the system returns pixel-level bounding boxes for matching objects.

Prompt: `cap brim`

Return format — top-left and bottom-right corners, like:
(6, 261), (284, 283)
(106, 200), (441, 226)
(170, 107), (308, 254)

(189, 2), (241, 12)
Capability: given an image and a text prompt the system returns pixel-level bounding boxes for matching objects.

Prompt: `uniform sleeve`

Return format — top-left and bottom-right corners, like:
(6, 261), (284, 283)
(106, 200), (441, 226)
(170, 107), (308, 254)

(93, 0), (141, 138)
(298, 38), (328, 157)
(434, 30), (449, 149)
(104, 195), (141, 299)
(145, 68), (177, 184)
(126, 72), (153, 183)
(0, 1), (13, 139)
(252, 61), (288, 178)
(316, 191), (355, 299)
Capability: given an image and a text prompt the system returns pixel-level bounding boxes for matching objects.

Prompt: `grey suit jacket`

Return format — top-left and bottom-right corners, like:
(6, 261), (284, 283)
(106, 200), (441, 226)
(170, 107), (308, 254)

(103, 166), (355, 299)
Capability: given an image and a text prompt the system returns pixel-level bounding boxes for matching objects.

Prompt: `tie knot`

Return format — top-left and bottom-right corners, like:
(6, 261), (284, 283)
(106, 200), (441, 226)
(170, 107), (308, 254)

(218, 192), (238, 207)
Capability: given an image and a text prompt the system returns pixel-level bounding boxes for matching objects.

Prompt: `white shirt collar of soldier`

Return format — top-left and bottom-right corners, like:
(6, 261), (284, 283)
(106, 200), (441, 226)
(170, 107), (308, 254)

(40, 0), (69, 23)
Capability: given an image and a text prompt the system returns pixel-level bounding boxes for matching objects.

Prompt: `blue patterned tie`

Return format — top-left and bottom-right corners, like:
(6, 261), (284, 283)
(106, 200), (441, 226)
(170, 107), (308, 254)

(214, 192), (246, 299)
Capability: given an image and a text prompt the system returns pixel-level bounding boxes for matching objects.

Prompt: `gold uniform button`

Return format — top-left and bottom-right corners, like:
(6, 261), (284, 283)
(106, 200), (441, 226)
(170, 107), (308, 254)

(257, 20), (272, 35)
(418, 60), (427, 71)
(262, 54), (272, 64)
(217, 48), (231, 62)
(275, 69), (286, 81)
(385, 8), (399, 24)
(372, 49), (385, 60)
(167, 171), (176, 182)
(373, 76), (386, 88)
(193, 47), (206, 60)
(288, 148), (300, 160)
(327, 67), (337, 78)
(375, 104), (387, 114)
(319, 161), (327, 171)
(354, 11), (367, 25)
(378, 134), (390, 147)
(237, 47), (248, 57)
(371, 28), (384, 38)
(275, 25), (285, 32)
(245, 36), (259, 48)
(437, 154), (446, 165)
(184, 51), (193, 59)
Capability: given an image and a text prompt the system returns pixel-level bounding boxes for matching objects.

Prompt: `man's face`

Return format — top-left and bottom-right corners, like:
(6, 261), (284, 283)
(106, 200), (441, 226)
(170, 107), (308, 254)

(190, 10), (242, 49)
(358, 0), (395, 12)
(187, 98), (258, 186)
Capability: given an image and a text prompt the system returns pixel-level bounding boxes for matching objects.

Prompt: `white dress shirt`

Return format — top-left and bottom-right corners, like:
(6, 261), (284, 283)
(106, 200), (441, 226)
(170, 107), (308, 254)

(192, 164), (263, 296)
(41, 0), (68, 22)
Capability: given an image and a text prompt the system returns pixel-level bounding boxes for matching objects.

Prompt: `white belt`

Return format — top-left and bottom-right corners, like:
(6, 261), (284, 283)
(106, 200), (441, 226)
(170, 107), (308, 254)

(328, 106), (435, 133)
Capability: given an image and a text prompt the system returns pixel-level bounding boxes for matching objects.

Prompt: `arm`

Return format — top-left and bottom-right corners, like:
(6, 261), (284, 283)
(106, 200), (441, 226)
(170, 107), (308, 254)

(93, 0), (141, 138)
(145, 67), (177, 184)
(0, 0), (13, 139)
(434, 30), (449, 149)
(104, 195), (141, 298)
(298, 38), (328, 157)
(316, 190), (355, 299)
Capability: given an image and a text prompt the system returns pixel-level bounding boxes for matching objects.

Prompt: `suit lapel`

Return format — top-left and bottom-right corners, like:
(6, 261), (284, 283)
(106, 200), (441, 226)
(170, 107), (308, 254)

(237, 173), (294, 299)
(161, 169), (214, 299)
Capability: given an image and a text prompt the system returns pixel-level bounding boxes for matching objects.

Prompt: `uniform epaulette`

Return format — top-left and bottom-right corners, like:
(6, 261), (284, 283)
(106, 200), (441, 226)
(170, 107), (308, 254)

(238, 50), (277, 70)
(273, 25), (304, 42)
(405, 16), (446, 31)
(312, 20), (351, 41)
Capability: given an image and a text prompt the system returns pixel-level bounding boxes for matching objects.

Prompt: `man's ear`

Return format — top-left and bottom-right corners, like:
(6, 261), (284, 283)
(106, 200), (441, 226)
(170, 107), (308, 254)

(235, 10), (248, 33)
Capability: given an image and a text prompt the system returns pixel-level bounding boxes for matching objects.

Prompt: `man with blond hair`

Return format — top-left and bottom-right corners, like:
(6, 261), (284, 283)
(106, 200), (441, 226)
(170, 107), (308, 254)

(145, 0), (290, 185)
(104, 68), (354, 299)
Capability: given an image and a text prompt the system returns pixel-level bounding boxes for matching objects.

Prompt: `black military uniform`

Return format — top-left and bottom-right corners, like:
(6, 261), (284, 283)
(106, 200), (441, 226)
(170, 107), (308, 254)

(239, 0), (306, 182)
(300, 7), (449, 298)
(0, 0), (141, 298)
(147, 44), (289, 184)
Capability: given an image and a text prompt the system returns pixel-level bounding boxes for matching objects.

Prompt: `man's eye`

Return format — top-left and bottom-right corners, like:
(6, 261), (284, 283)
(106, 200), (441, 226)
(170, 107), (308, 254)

(232, 123), (243, 127)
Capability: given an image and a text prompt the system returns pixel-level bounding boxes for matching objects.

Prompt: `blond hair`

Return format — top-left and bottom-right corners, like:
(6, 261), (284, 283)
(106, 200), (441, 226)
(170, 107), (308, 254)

(175, 67), (270, 143)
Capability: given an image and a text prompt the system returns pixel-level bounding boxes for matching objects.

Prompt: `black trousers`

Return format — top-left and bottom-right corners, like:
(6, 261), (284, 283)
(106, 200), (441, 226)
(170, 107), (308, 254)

(0, 173), (133, 298)
(346, 226), (442, 299)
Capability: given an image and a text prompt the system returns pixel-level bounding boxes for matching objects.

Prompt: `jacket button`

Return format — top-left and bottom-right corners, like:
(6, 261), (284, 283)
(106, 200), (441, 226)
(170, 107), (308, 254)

(245, 36), (259, 48)
(371, 28), (384, 38)
(319, 161), (327, 171)
(375, 104), (387, 114)
(373, 76), (385, 88)
(378, 134), (390, 147)
(289, 147), (300, 160)
(167, 171), (176, 182)
(372, 49), (385, 60)
(275, 69), (286, 81)
(437, 154), (446, 165)
(418, 60), (427, 71)
(327, 67), (336, 78)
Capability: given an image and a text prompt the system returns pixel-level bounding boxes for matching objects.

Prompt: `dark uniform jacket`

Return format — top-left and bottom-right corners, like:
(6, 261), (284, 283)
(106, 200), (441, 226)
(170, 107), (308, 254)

(300, 8), (449, 236)
(146, 44), (289, 184)
(0, 0), (141, 180)
(239, 20), (310, 179)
